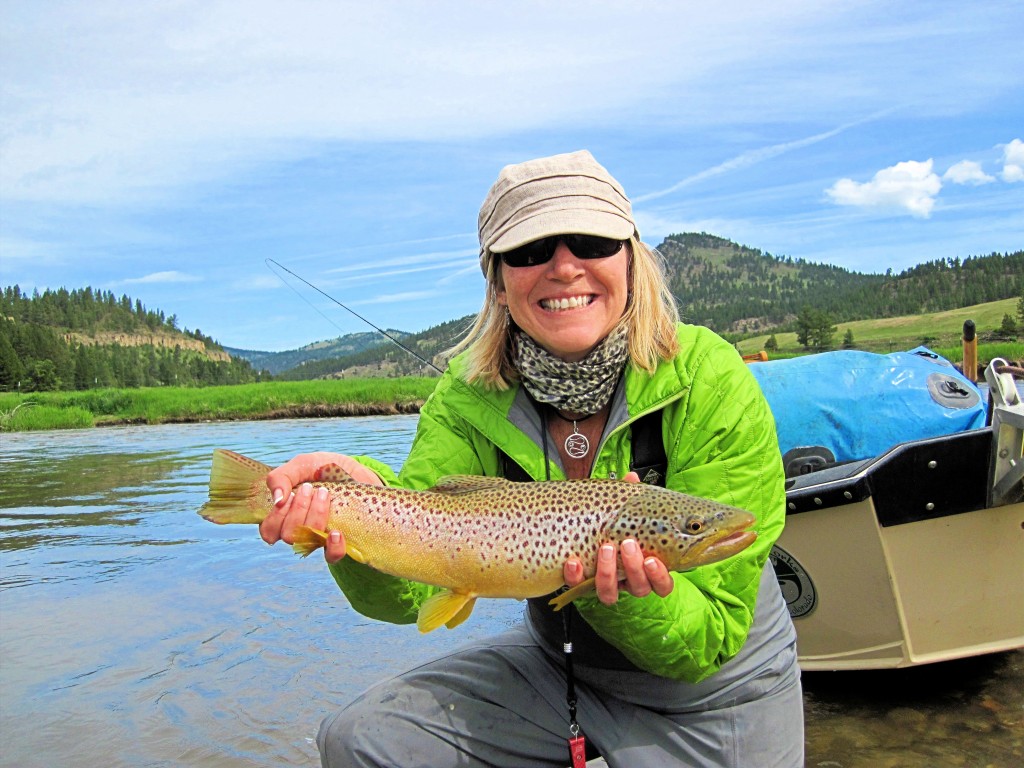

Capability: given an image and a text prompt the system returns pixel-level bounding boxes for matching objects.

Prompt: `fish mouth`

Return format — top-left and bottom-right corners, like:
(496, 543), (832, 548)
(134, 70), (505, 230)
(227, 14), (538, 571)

(683, 517), (757, 566)
(710, 529), (757, 549)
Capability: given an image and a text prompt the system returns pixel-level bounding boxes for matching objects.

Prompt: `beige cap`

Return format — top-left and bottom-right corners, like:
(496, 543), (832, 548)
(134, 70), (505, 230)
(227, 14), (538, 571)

(477, 150), (638, 275)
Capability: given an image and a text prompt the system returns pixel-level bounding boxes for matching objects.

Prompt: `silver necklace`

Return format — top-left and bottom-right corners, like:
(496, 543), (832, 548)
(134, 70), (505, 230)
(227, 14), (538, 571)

(552, 408), (596, 460)
(564, 421), (590, 459)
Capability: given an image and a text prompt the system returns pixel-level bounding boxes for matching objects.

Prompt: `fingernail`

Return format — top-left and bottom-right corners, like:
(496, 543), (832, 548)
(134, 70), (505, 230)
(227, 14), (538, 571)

(329, 531), (340, 544)
(316, 487), (329, 502)
(300, 483), (313, 497)
(566, 561), (581, 577)
(621, 539), (637, 557)
(600, 544), (615, 562)
(644, 557), (658, 572)
(272, 489), (284, 505)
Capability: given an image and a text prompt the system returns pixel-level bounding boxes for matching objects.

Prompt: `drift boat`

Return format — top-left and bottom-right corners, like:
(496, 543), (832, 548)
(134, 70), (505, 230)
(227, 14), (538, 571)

(751, 346), (1024, 670)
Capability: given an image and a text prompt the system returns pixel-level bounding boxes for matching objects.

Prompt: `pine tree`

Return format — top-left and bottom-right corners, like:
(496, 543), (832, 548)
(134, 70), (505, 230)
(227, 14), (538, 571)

(0, 328), (25, 390)
(73, 345), (95, 390)
(27, 359), (60, 391)
(999, 314), (1018, 339)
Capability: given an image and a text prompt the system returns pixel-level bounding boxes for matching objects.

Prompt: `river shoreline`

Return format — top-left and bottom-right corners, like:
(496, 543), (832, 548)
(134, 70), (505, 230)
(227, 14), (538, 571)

(0, 378), (438, 432)
(3, 352), (1021, 433)
(93, 399), (426, 427)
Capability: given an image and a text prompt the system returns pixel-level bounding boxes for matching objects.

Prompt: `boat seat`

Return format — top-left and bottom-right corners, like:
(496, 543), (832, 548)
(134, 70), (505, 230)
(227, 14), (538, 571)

(784, 428), (992, 525)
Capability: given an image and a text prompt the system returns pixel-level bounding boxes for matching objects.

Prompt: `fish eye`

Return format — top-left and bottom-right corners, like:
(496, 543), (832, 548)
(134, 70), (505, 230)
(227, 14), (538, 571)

(684, 516), (705, 534)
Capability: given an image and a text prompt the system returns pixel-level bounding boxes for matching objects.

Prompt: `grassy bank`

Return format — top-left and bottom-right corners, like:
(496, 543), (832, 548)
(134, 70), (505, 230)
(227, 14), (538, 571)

(739, 341), (1023, 368)
(735, 298), (1023, 361)
(0, 378), (438, 432)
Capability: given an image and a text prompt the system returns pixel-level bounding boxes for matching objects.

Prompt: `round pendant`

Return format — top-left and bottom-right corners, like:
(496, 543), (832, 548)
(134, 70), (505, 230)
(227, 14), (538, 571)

(564, 432), (590, 459)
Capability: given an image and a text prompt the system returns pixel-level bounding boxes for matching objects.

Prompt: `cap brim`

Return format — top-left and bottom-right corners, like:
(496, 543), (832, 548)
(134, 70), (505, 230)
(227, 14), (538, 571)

(488, 208), (635, 254)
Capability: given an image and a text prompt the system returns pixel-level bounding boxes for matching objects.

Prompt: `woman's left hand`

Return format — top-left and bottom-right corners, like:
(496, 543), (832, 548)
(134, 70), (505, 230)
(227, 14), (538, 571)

(562, 472), (675, 605)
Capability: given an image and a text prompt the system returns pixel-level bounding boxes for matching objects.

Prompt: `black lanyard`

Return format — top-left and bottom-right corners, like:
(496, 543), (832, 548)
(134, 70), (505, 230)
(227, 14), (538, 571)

(540, 407), (588, 767)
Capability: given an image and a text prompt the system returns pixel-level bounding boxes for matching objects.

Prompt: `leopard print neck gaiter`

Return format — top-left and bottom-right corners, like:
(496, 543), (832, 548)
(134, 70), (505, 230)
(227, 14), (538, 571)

(513, 323), (629, 416)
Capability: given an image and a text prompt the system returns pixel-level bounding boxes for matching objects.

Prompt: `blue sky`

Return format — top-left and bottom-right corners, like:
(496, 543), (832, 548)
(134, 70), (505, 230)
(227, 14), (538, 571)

(2, 1), (1022, 352)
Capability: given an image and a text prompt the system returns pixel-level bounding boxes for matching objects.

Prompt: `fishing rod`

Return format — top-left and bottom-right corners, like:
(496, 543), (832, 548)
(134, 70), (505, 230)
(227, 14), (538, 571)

(265, 258), (444, 374)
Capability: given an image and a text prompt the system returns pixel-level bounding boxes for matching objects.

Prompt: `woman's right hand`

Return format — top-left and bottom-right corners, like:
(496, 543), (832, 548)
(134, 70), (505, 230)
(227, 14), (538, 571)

(261, 452), (382, 564)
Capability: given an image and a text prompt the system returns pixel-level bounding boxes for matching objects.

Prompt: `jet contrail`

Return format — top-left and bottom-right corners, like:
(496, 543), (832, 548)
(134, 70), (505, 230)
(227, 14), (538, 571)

(634, 109), (898, 203)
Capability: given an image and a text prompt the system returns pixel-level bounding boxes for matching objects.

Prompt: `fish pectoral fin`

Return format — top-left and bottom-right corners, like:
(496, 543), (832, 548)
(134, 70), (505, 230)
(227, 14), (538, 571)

(292, 527), (328, 558)
(444, 596), (478, 630)
(417, 590), (477, 633)
(294, 528), (369, 564)
(548, 578), (598, 611)
(344, 543), (367, 564)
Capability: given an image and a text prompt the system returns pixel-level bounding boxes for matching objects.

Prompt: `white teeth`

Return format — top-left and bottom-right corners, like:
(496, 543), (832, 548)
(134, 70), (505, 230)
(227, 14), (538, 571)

(541, 295), (592, 311)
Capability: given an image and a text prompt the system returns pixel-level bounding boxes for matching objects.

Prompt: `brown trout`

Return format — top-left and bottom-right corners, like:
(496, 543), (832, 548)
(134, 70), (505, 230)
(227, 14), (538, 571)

(200, 448), (757, 632)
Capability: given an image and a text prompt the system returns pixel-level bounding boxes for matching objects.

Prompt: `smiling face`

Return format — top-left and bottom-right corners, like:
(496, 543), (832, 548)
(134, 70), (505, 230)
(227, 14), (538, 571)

(496, 239), (630, 362)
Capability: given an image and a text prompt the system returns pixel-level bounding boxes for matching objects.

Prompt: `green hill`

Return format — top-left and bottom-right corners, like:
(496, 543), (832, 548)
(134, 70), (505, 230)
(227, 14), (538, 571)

(735, 297), (1022, 357)
(660, 233), (1022, 334)
(225, 330), (404, 375)
(0, 286), (262, 391)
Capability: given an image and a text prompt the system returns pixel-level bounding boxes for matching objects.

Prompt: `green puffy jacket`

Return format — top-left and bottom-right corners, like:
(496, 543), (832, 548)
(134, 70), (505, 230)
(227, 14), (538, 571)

(328, 323), (786, 682)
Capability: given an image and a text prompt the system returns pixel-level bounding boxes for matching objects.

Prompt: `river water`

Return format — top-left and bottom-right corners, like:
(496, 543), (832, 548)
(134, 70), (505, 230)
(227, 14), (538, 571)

(1, 415), (1021, 767)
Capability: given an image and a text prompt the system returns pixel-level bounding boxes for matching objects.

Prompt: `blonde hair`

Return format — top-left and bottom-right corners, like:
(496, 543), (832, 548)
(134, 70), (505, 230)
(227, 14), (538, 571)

(446, 237), (680, 388)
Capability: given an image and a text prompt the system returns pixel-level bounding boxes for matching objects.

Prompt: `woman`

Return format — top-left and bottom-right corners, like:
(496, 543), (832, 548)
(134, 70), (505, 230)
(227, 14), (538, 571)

(261, 150), (803, 767)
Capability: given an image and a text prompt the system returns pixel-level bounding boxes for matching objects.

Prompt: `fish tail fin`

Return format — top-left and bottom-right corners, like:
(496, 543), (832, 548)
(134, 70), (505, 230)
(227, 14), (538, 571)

(416, 590), (477, 633)
(199, 449), (275, 525)
(292, 526), (328, 557)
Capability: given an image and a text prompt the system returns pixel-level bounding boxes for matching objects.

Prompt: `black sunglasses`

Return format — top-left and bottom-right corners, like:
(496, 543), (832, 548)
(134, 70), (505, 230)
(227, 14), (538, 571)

(498, 234), (625, 268)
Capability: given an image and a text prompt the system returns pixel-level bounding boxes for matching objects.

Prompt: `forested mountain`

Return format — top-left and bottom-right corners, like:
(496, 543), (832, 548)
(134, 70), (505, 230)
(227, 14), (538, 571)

(0, 286), (264, 391)
(660, 233), (1023, 334)
(225, 330), (405, 375)
(272, 236), (1022, 379)
(274, 316), (472, 380)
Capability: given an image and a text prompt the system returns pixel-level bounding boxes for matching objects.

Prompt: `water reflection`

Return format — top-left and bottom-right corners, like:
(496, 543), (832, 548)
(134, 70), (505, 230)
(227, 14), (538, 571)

(0, 415), (1021, 767)
(0, 451), (190, 509)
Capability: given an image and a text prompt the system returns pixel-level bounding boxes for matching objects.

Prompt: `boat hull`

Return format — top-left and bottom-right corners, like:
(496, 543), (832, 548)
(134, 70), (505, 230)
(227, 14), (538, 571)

(774, 429), (1024, 670)
(775, 498), (1024, 670)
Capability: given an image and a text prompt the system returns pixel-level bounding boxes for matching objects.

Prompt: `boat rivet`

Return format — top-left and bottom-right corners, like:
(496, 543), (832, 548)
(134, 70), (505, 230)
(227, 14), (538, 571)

(813, 497), (822, 505)
(843, 491), (853, 499)
(788, 502), (796, 511)
(927, 461), (937, 469)
(925, 502), (935, 511)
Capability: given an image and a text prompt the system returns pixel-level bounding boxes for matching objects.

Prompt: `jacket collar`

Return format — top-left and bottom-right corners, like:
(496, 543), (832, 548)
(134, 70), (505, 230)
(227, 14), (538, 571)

(442, 347), (691, 479)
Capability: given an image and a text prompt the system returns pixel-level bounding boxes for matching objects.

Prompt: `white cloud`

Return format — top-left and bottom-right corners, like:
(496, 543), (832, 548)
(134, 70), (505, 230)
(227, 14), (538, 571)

(1001, 138), (1024, 182)
(942, 160), (994, 185)
(323, 249), (475, 275)
(120, 270), (201, 284)
(354, 290), (438, 306)
(232, 274), (282, 291)
(826, 159), (942, 218)
(4, 1), (1022, 207)
(0, 0), (815, 205)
